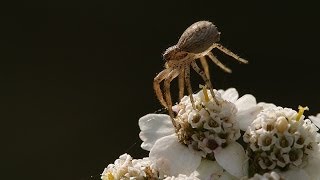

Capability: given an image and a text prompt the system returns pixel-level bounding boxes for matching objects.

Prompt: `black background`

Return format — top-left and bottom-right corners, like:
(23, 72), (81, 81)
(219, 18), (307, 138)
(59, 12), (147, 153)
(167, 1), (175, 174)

(2, 0), (320, 179)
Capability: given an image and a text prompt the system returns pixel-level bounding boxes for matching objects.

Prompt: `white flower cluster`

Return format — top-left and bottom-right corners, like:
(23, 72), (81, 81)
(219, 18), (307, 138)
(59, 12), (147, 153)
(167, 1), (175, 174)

(101, 88), (320, 180)
(101, 154), (158, 180)
(244, 107), (320, 176)
(173, 89), (240, 158)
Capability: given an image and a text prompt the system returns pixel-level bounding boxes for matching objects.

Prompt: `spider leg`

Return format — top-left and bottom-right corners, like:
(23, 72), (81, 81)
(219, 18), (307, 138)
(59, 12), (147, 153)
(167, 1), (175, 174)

(164, 69), (180, 121)
(200, 57), (210, 80)
(207, 52), (232, 73)
(214, 43), (248, 64)
(184, 65), (196, 109)
(178, 68), (185, 100)
(153, 68), (172, 108)
(191, 61), (219, 105)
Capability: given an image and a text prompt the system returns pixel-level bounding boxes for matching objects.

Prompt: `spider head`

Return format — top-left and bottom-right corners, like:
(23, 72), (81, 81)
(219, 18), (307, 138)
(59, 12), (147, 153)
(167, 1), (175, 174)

(163, 45), (188, 62)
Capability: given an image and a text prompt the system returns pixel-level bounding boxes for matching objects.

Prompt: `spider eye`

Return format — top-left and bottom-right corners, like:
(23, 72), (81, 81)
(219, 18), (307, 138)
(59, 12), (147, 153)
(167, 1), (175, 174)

(163, 51), (171, 61)
(163, 45), (177, 61)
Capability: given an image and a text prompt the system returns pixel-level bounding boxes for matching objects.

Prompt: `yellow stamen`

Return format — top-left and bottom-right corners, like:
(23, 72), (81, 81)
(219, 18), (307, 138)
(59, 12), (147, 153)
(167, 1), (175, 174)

(296, 105), (309, 121)
(107, 172), (114, 180)
(199, 84), (209, 102)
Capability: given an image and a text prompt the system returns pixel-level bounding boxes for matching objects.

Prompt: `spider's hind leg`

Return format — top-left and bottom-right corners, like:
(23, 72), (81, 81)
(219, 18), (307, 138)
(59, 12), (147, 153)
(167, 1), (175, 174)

(207, 52), (232, 73)
(184, 65), (196, 109)
(178, 68), (185, 101)
(214, 43), (248, 64)
(200, 57), (210, 81)
(191, 61), (219, 105)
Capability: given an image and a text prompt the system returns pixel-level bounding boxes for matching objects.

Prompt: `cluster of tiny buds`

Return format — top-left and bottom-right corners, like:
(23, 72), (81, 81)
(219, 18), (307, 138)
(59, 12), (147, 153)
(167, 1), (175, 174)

(243, 106), (320, 175)
(101, 154), (158, 180)
(173, 89), (240, 159)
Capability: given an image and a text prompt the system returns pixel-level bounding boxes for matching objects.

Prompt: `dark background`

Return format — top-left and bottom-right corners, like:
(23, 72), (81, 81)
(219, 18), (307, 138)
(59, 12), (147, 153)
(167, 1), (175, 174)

(2, 0), (320, 179)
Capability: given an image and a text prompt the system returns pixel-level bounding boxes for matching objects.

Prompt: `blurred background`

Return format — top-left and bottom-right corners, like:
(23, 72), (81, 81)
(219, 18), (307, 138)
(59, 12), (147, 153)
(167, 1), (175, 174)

(2, 0), (320, 179)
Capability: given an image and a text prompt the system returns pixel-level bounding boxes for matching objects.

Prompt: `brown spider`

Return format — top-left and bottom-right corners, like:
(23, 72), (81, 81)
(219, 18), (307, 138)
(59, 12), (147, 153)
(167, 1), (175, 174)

(154, 20), (248, 121)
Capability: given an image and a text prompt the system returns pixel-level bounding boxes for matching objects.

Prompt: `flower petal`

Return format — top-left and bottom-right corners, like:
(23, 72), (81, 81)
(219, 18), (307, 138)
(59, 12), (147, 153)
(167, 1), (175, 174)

(220, 88), (239, 103)
(280, 168), (310, 180)
(236, 106), (263, 131)
(149, 134), (202, 176)
(194, 159), (223, 180)
(309, 113), (320, 129)
(214, 142), (248, 178)
(235, 94), (257, 111)
(139, 114), (175, 151)
(303, 150), (320, 179)
(257, 102), (276, 110)
(219, 171), (237, 180)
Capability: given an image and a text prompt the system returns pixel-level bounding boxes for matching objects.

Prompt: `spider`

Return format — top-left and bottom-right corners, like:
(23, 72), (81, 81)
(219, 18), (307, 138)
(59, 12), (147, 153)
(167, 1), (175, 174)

(154, 20), (248, 121)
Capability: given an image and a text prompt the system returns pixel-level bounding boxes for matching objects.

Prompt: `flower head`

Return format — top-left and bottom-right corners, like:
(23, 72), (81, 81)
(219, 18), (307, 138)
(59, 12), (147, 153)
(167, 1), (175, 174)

(139, 88), (262, 178)
(101, 154), (158, 180)
(244, 106), (320, 177)
(173, 88), (240, 157)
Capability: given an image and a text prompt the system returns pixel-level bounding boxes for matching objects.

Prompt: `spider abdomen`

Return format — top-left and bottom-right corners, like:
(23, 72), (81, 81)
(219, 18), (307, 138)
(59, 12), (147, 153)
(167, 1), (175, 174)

(177, 21), (220, 54)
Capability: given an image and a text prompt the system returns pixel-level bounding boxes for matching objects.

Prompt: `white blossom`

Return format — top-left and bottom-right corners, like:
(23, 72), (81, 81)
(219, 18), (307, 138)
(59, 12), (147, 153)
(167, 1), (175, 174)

(101, 154), (158, 180)
(139, 88), (262, 178)
(244, 106), (320, 179)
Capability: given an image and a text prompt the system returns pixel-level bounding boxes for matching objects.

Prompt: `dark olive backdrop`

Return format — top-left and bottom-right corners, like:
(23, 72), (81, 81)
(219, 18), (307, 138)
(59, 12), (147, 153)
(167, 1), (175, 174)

(2, 0), (320, 179)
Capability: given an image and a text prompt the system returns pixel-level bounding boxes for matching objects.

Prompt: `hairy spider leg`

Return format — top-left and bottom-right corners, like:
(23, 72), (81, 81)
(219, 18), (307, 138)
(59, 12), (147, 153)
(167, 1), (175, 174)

(214, 43), (248, 64)
(153, 68), (172, 108)
(199, 57), (210, 80)
(178, 68), (185, 100)
(164, 69), (180, 124)
(191, 61), (219, 105)
(184, 65), (195, 109)
(207, 52), (232, 73)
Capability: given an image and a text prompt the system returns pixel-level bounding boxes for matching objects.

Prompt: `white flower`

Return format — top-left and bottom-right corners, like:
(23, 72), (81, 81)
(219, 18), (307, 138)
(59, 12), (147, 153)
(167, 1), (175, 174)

(139, 88), (262, 178)
(101, 153), (158, 180)
(244, 106), (320, 179)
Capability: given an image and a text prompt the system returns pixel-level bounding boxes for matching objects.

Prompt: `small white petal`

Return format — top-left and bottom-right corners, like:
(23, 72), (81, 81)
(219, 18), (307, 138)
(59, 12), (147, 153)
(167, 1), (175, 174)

(194, 159), (238, 180)
(236, 106), (263, 131)
(257, 102), (276, 110)
(149, 134), (202, 176)
(164, 174), (200, 180)
(195, 159), (223, 180)
(303, 152), (320, 180)
(214, 142), (248, 178)
(309, 114), (320, 129)
(139, 114), (175, 151)
(221, 88), (239, 103)
(280, 168), (310, 180)
(219, 171), (237, 180)
(235, 94), (257, 111)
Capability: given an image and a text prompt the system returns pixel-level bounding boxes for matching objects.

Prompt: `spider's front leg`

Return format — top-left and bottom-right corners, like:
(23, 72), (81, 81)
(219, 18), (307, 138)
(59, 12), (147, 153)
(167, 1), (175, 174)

(153, 68), (172, 108)
(164, 69), (180, 122)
